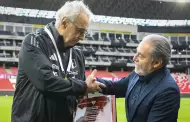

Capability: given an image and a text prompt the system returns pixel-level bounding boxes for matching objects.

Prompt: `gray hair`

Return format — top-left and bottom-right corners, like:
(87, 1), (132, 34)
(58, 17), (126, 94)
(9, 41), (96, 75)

(55, 0), (93, 28)
(143, 34), (171, 66)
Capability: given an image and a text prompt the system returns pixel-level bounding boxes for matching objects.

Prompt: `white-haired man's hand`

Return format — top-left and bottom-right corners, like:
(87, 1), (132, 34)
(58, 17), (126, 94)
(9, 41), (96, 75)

(85, 69), (106, 93)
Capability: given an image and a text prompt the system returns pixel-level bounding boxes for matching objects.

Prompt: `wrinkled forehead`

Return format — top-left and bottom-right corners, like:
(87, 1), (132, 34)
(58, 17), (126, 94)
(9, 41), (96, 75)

(74, 12), (90, 29)
(137, 40), (153, 56)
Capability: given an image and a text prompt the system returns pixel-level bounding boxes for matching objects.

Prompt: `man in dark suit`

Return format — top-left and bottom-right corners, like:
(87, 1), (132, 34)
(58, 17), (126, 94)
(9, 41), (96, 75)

(96, 34), (180, 122)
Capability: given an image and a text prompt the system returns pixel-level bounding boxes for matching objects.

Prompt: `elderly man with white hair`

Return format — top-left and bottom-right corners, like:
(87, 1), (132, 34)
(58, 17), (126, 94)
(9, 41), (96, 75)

(11, 1), (105, 122)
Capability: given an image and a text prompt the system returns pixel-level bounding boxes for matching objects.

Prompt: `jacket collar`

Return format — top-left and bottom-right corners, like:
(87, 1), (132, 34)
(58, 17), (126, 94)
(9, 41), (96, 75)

(46, 21), (71, 52)
(128, 67), (168, 121)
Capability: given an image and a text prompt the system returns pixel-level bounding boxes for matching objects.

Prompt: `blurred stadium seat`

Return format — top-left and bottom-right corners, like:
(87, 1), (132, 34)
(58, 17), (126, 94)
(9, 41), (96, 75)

(172, 73), (190, 94)
(0, 21), (189, 94)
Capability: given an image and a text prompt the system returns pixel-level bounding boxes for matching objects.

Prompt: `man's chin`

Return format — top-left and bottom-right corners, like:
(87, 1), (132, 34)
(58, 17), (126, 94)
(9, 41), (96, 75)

(67, 42), (76, 47)
(70, 43), (77, 47)
(134, 69), (144, 76)
(134, 69), (140, 74)
(70, 41), (79, 46)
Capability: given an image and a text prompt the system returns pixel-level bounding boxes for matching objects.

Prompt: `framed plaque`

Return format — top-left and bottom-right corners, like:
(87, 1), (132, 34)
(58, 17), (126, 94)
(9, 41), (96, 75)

(74, 93), (116, 122)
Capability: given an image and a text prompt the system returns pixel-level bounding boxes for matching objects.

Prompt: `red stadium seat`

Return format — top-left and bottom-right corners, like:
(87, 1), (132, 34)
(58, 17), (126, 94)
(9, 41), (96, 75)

(0, 67), (7, 74)
(0, 79), (14, 91)
(171, 73), (190, 94)
(10, 67), (18, 74)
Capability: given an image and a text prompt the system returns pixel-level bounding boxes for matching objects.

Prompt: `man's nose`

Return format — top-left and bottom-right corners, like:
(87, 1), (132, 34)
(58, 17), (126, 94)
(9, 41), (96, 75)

(133, 54), (138, 62)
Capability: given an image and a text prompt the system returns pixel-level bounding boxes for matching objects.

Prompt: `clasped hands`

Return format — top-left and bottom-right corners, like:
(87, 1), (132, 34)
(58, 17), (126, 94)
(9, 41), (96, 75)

(85, 69), (106, 93)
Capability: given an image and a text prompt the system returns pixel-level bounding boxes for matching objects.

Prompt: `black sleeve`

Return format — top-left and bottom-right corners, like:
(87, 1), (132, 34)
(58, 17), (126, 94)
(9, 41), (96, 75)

(74, 48), (86, 81)
(81, 51), (86, 81)
(147, 87), (180, 122)
(19, 34), (87, 97)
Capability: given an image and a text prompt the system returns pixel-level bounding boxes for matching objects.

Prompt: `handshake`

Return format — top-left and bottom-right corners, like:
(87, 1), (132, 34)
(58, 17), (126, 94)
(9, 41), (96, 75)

(85, 69), (106, 93)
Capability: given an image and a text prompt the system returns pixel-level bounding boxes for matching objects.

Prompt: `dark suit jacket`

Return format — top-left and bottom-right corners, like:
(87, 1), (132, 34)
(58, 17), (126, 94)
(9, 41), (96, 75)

(97, 68), (180, 122)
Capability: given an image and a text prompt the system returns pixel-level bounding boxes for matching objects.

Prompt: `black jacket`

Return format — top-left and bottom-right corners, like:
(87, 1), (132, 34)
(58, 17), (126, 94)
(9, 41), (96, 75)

(11, 22), (87, 122)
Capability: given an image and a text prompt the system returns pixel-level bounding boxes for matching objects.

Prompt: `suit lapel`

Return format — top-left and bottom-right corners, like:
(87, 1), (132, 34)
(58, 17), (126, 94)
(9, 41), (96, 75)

(130, 69), (167, 121)
(126, 74), (139, 120)
(126, 74), (139, 99)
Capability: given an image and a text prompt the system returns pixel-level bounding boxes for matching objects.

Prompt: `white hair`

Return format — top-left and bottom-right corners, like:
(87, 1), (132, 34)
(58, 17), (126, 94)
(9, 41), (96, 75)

(55, 0), (93, 28)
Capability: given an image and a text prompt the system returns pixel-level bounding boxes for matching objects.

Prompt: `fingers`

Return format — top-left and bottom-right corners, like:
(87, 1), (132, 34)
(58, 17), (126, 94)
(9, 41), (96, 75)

(93, 81), (106, 93)
(86, 69), (97, 83)
(97, 82), (106, 88)
(86, 69), (107, 93)
(96, 86), (102, 92)
(90, 69), (97, 77)
(93, 77), (96, 81)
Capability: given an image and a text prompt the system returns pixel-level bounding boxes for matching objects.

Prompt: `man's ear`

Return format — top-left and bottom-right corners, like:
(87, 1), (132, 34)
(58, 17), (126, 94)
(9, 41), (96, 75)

(61, 18), (69, 29)
(153, 59), (162, 68)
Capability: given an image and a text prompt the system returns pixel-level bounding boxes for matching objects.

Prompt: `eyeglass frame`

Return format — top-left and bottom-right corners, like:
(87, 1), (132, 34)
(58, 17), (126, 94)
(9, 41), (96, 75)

(64, 18), (88, 37)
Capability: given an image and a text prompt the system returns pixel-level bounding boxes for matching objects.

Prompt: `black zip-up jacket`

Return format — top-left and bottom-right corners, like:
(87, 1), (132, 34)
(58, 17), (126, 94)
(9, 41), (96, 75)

(11, 22), (87, 122)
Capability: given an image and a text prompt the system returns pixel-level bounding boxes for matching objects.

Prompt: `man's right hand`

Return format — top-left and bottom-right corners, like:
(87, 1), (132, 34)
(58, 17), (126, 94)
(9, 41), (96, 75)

(85, 69), (106, 93)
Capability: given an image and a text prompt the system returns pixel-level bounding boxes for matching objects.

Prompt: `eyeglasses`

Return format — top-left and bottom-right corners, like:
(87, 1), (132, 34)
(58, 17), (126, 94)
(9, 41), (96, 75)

(67, 19), (88, 36)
